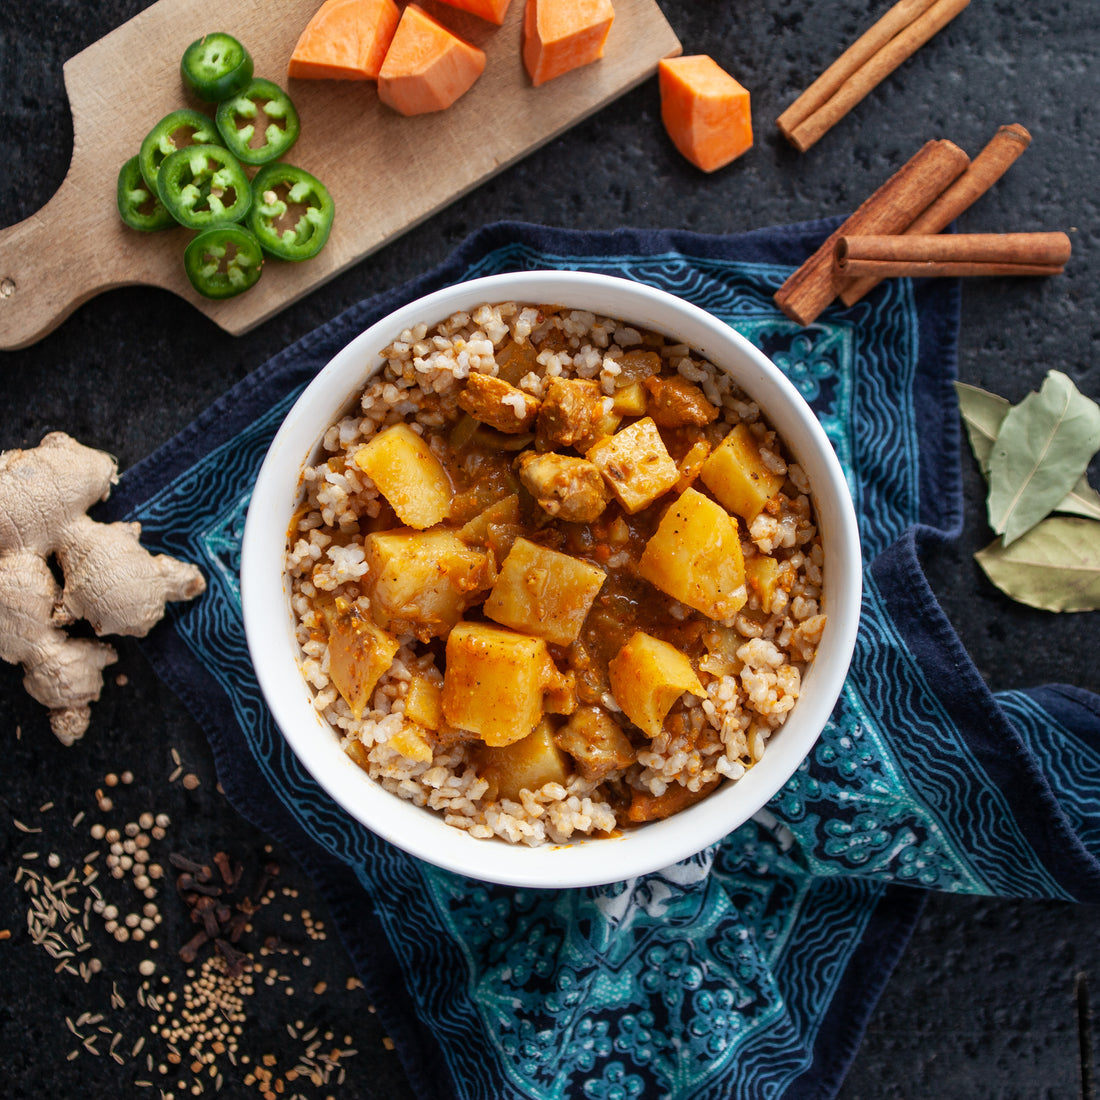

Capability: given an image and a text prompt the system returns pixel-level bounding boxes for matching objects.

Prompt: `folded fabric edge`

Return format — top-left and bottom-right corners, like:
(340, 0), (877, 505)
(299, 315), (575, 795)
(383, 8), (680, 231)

(787, 885), (926, 1100)
(873, 526), (1100, 902)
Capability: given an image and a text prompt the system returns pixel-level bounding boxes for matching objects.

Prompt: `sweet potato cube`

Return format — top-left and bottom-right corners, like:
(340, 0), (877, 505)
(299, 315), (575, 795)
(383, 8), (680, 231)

(319, 598), (400, 719)
(363, 528), (491, 640)
(744, 553), (780, 613)
(443, 622), (575, 746)
(658, 55), (753, 173)
(388, 724), (434, 763)
(586, 417), (679, 514)
(288, 0), (400, 81)
(523, 0), (615, 88)
(611, 380), (647, 417)
(377, 4), (486, 116)
(554, 705), (635, 782)
(638, 488), (747, 621)
(434, 0), (514, 25)
(403, 672), (444, 730)
(700, 423), (785, 521)
(472, 717), (571, 802)
(484, 537), (606, 646)
(353, 423), (452, 529)
(608, 630), (704, 738)
(674, 439), (710, 493)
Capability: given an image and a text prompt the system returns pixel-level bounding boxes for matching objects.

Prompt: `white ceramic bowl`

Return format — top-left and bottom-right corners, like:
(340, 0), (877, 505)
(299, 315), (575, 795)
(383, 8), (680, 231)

(241, 270), (861, 889)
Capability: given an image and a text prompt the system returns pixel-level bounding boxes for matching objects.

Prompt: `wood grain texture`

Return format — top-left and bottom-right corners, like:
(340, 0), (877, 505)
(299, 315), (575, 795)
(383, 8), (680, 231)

(0, 0), (681, 349)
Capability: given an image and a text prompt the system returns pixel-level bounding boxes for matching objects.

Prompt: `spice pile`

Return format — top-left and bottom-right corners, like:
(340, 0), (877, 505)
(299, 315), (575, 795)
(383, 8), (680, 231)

(4, 753), (396, 1100)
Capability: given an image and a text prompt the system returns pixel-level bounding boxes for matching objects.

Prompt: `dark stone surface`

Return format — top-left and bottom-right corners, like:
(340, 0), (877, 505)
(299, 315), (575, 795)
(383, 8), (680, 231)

(2, 1), (1098, 1097)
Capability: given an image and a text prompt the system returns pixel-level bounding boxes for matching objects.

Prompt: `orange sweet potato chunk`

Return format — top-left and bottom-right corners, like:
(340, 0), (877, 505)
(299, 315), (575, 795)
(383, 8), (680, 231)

(288, 0), (401, 81)
(523, 0), (615, 88)
(378, 3), (487, 115)
(658, 55), (753, 173)
(434, 0), (514, 25)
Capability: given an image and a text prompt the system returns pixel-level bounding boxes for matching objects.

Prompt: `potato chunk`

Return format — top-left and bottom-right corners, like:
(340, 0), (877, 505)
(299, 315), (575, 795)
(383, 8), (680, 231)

(458, 373), (540, 433)
(442, 622), (576, 747)
(638, 487), (747, 620)
(607, 630), (704, 738)
(353, 423), (452, 529)
(744, 553), (780, 613)
(319, 598), (400, 719)
(585, 417), (679, 514)
(403, 672), (444, 730)
(516, 451), (610, 524)
(700, 423), (786, 521)
(471, 717), (571, 802)
(554, 705), (635, 782)
(363, 528), (492, 641)
(484, 536), (606, 646)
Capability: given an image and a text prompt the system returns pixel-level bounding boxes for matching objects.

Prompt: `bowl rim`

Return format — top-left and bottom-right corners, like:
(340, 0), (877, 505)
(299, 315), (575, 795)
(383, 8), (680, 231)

(241, 269), (862, 889)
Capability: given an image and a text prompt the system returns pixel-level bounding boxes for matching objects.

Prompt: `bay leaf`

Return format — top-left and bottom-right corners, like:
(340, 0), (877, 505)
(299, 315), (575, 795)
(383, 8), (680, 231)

(954, 381), (1009, 474)
(956, 380), (1100, 519)
(1057, 474), (1100, 521)
(986, 370), (1100, 545)
(975, 516), (1100, 612)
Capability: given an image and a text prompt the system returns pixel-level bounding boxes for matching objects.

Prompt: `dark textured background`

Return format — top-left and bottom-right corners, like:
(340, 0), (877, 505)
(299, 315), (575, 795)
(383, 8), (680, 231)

(2, 1), (1098, 1097)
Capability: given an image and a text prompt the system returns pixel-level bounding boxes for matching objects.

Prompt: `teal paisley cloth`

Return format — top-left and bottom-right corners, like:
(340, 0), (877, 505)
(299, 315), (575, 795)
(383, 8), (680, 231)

(107, 221), (1100, 1100)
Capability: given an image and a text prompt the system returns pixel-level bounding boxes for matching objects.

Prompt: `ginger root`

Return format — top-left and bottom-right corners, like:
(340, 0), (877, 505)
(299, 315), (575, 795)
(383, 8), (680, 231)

(0, 432), (206, 744)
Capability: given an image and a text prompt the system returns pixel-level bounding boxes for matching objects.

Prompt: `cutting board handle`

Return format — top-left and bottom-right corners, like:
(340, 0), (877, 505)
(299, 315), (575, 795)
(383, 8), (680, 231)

(0, 178), (122, 352)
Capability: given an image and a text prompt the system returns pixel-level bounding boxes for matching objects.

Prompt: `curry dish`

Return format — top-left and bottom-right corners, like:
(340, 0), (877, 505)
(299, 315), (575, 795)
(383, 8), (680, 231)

(286, 302), (826, 845)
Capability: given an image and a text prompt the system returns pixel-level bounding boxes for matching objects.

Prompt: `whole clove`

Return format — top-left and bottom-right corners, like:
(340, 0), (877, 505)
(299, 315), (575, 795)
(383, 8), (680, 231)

(172, 848), (283, 971)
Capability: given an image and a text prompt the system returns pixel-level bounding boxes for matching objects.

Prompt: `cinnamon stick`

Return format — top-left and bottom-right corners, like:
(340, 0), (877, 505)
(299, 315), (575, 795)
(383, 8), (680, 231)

(840, 123), (1032, 304)
(778, 0), (971, 153)
(774, 138), (970, 326)
(834, 232), (1071, 278)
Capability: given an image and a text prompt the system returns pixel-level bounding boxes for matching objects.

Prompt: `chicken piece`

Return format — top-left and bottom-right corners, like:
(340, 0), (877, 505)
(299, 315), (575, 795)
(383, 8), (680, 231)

(536, 377), (607, 450)
(458, 373), (540, 433)
(554, 705), (636, 782)
(643, 374), (719, 428)
(517, 451), (610, 524)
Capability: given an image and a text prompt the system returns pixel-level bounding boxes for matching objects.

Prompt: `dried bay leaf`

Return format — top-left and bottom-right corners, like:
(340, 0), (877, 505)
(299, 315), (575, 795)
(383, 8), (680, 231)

(954, 381), (1009, 474)
(975, 516), (1100, 612)
(955, 380), (1100, 518)
(986, 371), (1100, 545)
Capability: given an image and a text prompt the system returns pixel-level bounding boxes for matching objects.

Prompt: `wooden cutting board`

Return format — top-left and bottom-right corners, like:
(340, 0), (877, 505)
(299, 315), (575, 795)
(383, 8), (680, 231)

(0, 0), (681, 350)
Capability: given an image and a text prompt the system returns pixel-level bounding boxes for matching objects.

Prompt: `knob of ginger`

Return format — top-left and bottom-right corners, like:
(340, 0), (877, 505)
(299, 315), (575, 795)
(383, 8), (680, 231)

(0, 432), (206, 744)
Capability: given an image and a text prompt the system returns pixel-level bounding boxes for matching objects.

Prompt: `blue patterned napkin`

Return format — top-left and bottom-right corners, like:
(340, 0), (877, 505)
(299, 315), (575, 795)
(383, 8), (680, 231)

(107, 221), (1100, 1100)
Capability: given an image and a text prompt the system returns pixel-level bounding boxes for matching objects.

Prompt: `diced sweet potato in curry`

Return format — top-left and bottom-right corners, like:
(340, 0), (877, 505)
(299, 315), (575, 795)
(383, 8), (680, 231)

(457, 372), (540, 433)
(553, 705), (635, 782)
(607, 629), (705, 738)
(585, 416), (679, 514)
(442, 621), (576, 747)
(387, 724), (434, 763)
(402, 672), (444, 730)
(319, 597), (401, 719)
(484, 536), (607, 646)
(700, 422), (786, 521)
(610, 379), (647, 417)
(471, 717), (571, 802)
(363, 528), (492, 640)
(674, 439), (711, 493)
(353, 423), (452, 529)
(638, 487), (747, 620)
(744, 553), (781, 613)
(516, 451), (609, 524)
